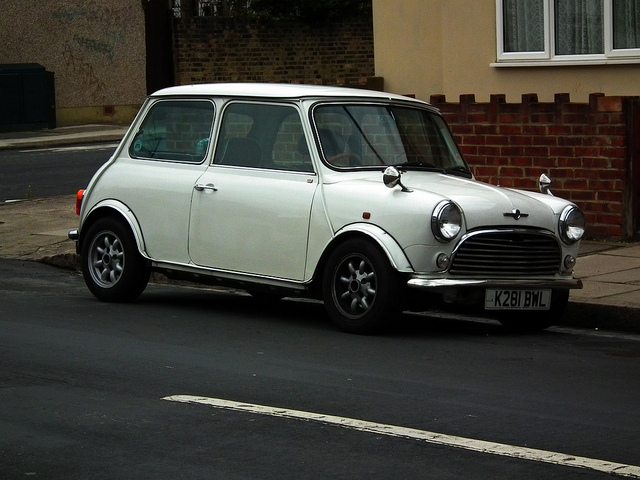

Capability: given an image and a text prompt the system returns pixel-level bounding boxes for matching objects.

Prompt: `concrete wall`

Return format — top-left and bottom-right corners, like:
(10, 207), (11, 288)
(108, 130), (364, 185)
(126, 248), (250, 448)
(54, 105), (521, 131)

(373, 0), (640, 103)
(0, 0), (146, 126)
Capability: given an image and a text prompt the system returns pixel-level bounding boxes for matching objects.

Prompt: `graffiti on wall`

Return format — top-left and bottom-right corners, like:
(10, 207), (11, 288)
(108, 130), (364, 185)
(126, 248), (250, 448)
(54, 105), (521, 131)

(51, 2), (139, 106)
(62, 41), (107, 104)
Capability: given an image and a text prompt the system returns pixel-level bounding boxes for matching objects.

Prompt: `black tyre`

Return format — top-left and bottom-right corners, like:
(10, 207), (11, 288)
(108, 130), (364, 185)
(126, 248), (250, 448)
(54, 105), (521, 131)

(81, 217), (150, 302)
(497, 289), (570, 332)
(322, 238), (403, 334)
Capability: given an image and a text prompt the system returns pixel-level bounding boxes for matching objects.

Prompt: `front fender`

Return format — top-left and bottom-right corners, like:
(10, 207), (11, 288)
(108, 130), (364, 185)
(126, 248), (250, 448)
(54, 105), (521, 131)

(79, 199), (148, 258)
(334, 223), (413, 272)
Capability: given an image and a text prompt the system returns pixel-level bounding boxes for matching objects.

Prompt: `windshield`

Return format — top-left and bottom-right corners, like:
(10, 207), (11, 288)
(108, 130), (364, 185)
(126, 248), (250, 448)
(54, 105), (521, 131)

(313, 104), (469, 174)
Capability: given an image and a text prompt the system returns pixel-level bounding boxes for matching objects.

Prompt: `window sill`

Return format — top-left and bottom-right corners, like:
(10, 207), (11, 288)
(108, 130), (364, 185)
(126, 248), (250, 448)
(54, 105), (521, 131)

(492, 58), (640, 67)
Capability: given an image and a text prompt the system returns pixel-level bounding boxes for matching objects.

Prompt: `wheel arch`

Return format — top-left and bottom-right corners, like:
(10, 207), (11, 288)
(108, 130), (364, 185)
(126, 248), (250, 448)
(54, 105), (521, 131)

(310, 223), (413, 296)
(79, 200), (148, 258)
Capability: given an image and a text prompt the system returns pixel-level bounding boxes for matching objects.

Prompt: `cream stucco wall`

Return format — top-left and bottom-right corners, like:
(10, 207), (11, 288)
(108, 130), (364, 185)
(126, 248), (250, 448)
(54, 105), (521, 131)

(373, 0), (640, 103)
(372, 0), (443, 98)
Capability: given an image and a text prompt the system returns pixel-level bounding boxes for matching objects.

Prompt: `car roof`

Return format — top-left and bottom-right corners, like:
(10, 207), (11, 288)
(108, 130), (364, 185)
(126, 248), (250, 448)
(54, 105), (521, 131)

(151, 83), (431, 106)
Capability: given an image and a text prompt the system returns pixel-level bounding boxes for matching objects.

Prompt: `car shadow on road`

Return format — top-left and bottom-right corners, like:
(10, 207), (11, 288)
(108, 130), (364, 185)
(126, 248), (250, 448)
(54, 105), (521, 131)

(134, 282), (545, 339)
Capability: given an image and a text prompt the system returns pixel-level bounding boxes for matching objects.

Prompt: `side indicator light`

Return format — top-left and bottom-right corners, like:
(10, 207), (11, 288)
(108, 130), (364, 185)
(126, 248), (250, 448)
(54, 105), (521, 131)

(362, 212), (371, 220)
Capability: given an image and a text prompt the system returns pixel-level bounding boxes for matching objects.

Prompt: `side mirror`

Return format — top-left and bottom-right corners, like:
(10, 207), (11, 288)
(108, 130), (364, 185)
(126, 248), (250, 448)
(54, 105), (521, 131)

(539, 173), (554, 196)
(383, 166), (412, 192)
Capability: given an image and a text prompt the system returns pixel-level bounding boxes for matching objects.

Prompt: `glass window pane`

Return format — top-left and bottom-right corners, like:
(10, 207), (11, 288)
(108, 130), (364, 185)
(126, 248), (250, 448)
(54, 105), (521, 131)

(555, 0), (603, 55)
(503, 0), (545, 52)
(130, 101), (214, 163)
(613, 0), (640, 49)
(313, 104), (466, 170)
(215, 103), (310, 171)
(271, 112), (314, 172)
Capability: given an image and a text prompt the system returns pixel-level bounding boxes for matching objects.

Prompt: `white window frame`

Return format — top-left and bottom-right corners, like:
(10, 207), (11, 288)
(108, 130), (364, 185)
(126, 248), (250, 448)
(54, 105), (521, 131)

(494, 0), (640, 66)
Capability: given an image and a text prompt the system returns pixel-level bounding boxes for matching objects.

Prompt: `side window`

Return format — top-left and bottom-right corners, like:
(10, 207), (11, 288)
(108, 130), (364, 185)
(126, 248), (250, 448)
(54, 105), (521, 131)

(272, 112), (314, 173)
(214, 106), (258, 167)
(214, 102), (314, 173)
(314, 109), (355, 166)
(130, 100), (214, 163)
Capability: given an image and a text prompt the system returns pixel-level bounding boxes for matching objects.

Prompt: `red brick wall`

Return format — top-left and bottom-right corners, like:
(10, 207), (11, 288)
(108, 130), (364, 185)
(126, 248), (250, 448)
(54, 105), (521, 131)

(431, 93), (637, 238)
(174, 16), (375, 86)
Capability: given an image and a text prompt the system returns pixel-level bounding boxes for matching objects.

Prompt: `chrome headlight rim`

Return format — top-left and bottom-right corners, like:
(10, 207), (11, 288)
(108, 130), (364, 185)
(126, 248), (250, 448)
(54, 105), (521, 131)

(559, 205), (586, 245)
(431, 201), (462, 243)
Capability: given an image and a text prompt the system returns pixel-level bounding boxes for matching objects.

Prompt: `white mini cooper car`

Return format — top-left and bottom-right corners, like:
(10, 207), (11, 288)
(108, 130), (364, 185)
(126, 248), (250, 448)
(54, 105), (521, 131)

(70, 83), (585, 333)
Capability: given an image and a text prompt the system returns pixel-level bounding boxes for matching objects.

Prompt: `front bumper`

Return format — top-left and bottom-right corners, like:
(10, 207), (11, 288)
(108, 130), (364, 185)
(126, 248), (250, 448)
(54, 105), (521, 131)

(407, 276), (583, 290)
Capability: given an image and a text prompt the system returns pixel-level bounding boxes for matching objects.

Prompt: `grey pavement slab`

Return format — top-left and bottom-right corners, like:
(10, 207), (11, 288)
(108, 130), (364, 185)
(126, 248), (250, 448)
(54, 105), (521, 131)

(0, 195), (77, 261)
(572, 254), (640, 278)
(600, 245), (640, 257)
(0, 125), (128, 150)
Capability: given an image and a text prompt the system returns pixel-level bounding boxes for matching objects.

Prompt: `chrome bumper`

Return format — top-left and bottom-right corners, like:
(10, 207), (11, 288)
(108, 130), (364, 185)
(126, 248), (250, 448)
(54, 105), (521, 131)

(407, 276), (583, 290)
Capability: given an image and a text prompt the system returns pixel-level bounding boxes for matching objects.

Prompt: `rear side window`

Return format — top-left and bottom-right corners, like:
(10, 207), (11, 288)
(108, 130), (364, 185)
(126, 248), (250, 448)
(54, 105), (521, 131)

(214, 102), (314, 173)
(129, 100), (214, 163)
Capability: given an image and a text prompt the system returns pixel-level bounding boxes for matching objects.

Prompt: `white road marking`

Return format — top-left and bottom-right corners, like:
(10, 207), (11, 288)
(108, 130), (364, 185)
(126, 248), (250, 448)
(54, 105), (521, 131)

(164, 394), (640, 478)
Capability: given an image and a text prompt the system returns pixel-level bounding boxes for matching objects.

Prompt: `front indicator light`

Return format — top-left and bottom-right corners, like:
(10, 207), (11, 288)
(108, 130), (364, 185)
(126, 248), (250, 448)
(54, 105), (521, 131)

(436, 253), (450, 270)
(564, 255), (576, 270)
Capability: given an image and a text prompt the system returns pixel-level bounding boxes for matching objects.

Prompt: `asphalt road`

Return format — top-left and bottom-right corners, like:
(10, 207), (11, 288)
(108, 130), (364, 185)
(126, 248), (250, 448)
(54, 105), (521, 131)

(1, 259), (640, 479)
(0, 143), (117, 201)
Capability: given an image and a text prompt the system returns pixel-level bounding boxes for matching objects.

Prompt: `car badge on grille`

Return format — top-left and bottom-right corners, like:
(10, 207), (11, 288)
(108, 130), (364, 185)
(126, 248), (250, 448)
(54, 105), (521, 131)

(504, 208), (529, 220)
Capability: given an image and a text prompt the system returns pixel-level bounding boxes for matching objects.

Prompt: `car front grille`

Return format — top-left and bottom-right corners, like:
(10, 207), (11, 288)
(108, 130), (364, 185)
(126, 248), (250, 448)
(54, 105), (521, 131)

(449, 230), (561, 276)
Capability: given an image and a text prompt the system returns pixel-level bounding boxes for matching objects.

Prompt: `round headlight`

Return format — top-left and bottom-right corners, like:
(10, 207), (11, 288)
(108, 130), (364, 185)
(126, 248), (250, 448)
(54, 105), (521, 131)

(559, 206), (585, 244)
(432, 201), (462, 243)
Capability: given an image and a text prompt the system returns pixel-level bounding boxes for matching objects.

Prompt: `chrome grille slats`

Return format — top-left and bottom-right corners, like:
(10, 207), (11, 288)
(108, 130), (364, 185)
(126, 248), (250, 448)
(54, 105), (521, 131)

(449, 231), (561, 276)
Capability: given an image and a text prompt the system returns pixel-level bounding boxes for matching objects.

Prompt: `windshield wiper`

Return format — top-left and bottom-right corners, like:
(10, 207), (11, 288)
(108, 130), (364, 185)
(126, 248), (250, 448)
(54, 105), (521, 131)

(395, 161), (445, 172)
(445, 165), (473, 178)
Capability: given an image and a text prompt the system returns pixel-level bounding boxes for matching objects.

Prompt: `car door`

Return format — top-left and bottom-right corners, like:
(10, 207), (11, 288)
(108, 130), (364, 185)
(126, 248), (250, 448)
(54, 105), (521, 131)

(97, 99), (214, 264)
(188, 102), (318, 281)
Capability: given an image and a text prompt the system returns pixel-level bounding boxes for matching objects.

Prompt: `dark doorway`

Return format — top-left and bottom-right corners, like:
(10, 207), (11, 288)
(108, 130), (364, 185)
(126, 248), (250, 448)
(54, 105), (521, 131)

(144, 0), (175, 94)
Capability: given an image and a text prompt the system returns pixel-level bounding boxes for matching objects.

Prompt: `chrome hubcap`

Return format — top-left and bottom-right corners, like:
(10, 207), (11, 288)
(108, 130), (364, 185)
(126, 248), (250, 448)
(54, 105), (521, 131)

(89, 231), (124, 288)
(335, 257), (376, 318)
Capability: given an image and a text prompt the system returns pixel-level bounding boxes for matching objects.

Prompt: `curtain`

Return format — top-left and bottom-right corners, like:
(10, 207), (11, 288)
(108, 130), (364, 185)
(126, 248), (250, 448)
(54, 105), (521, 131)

(503, 0), (545, 52)
(555, 0), (603, 54)
(613, 0), (640, 49)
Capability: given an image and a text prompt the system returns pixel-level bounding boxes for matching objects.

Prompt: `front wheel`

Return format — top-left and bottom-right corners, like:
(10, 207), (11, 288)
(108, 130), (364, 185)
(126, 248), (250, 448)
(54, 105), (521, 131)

(322, 238), (403, 334)
(81, 217), (150, 302)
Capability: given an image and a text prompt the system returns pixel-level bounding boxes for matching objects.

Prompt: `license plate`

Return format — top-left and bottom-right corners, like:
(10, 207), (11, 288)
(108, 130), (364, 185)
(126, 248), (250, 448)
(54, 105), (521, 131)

(485, 289), (551, 310)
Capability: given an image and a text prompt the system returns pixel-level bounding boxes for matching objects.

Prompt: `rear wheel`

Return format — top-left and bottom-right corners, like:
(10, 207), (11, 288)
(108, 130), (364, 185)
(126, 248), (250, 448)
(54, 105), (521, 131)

(81, 217), (150, 302)
(322, 238), (403, 334)
(497, 289), (569, 332)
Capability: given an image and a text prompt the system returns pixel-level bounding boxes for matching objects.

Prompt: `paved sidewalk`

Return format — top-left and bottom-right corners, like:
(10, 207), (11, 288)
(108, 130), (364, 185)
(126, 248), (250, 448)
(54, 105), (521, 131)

(1, 125), (639, 332)
(0, 124), (128, 150)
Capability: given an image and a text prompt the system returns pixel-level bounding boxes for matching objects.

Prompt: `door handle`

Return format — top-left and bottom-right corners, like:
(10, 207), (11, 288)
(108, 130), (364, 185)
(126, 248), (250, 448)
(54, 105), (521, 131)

(194, 183), (217, 192)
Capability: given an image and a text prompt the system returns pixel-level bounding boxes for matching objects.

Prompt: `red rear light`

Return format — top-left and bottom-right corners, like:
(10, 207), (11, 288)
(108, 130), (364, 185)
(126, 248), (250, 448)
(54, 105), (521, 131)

(76, 190), (85, 216)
